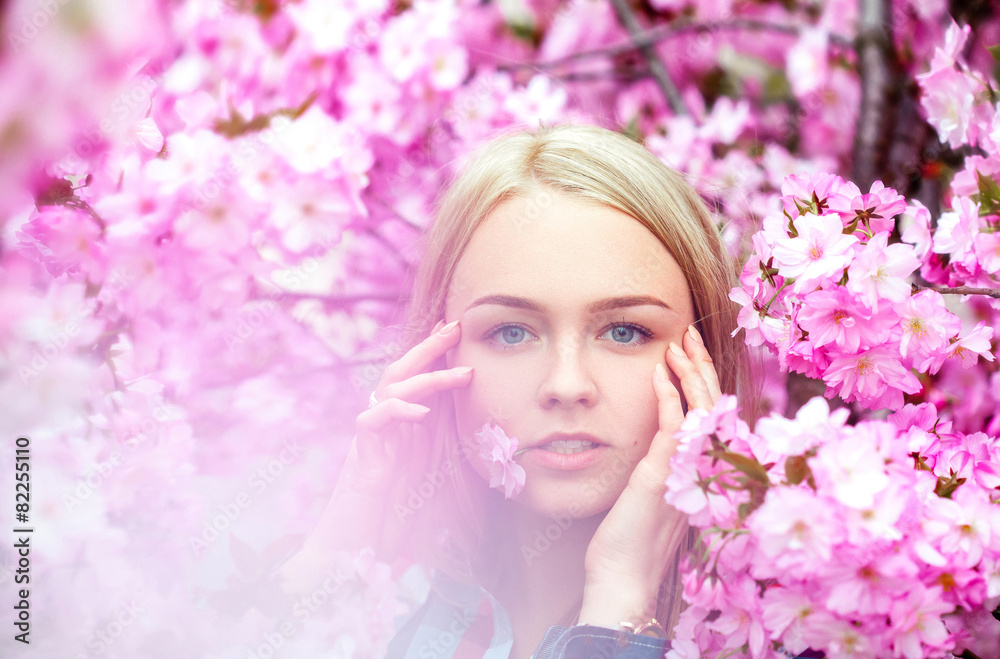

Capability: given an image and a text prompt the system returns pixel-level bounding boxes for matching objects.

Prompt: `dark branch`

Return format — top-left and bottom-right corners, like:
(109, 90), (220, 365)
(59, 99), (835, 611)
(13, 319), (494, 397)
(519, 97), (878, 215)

(913, 285), (1000, 299)
(500, 18), (852, 74)
(608, 0), (687, 116)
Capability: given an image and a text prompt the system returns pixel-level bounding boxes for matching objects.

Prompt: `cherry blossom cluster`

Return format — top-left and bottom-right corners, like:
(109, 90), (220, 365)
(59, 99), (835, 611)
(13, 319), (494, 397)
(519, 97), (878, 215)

(2, 0), (999, 655)
(905, 20), (1000, 296)
(731, 170), (996, 411)
(664, 394), (1000, 659)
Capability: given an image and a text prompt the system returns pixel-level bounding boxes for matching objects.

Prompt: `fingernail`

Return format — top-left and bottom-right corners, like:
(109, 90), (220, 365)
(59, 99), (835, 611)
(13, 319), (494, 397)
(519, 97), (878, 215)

(654, 363), (667, 381)
(668, 342), (685, 357)
(452, 366), (473, 375)
(408, 403), (430, 414)
(432, 319), (445, 333)
(688, 325), (703, 345)
(439, 320), (459, 335)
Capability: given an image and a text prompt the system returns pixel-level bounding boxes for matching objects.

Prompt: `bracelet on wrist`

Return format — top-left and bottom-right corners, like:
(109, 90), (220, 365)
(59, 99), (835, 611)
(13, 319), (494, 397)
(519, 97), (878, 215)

(617, 618), (668, 639)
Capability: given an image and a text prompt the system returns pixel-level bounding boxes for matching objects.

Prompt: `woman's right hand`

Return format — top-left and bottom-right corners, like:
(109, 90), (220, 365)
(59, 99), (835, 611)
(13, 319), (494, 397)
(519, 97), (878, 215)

(343, 318), (473, 561)
(278, 318), (472, 589)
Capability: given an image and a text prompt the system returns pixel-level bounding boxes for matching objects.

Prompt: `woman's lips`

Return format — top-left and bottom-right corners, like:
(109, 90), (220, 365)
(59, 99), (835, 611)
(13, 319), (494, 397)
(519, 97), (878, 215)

(520, 444), (609, 470)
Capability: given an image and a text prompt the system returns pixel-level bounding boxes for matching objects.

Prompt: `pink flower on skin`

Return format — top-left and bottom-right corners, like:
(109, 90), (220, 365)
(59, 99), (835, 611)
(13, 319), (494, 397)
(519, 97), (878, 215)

(846, 232), (920, 310)
(473, 422), (525, 499)
(771, 213), (859, 293)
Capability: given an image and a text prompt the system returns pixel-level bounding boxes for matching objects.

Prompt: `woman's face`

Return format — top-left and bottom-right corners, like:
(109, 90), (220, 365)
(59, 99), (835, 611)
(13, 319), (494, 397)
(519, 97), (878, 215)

(443, 186), (696, 520)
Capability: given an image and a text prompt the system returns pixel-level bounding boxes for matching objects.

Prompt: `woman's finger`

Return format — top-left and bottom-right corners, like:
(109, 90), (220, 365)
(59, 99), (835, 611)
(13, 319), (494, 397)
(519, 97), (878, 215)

(380, 365), (474, 404)
(646, 362), (684, 467)
(664, 339), (714, 412)
(379, 319), (463, 393)
(683, 324), (722, 403)
(354, 398), (430, 470)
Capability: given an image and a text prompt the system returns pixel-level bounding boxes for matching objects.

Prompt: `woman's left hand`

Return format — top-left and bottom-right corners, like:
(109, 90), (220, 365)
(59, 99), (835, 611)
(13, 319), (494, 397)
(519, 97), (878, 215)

(579, 324), (722, 624)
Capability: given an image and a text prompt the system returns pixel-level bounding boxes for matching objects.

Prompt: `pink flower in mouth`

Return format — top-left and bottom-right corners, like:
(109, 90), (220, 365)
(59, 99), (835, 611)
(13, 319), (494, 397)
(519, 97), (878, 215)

(473, 422), (526, 499)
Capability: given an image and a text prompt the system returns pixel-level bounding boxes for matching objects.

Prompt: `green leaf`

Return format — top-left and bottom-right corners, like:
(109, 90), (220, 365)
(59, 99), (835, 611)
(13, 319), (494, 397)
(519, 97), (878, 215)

(714, 451), (771, 484)
(987, 43), (1000, 62)
(976, 172), (1000, 215)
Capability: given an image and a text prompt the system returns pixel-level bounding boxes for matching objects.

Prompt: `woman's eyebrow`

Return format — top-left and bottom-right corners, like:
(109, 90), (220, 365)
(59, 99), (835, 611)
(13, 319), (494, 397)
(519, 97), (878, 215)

(465, 294), (672, 313)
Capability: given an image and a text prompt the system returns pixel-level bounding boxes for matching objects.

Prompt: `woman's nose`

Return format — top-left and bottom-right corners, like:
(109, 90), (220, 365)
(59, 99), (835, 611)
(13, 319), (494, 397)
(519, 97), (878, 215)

(537, 335), (598, 408)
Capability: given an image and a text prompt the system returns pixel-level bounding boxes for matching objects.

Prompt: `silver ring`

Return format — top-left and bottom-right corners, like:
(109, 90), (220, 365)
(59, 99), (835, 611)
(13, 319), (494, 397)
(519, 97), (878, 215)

(368, 391), (379, 409)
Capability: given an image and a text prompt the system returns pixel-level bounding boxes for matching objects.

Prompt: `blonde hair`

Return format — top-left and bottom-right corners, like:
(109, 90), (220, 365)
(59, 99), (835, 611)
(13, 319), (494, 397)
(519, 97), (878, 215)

(395, 122), (756, 636)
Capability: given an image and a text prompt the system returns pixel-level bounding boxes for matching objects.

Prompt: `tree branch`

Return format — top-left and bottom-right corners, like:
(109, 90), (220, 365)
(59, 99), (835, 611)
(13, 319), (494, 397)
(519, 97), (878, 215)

(913, 285), (1000, 299)
(851, 0), (896, 189)
(500, 18), (852, 74)
(608, 0), (687, 116)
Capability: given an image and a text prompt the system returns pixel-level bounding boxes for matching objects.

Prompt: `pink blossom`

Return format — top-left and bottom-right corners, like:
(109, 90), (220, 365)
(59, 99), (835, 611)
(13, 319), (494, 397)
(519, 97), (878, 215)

(929, 20), (972, 72)
(918, 66), (981, 148)
(933, 196), (981, 260)
(945, 321), (996, 369)
(822, 346), (922, 410)
(894, 290), (961, 363)
(761, 585), (816, 655)
(973, 231), (1000, 275)
(797, 286), (893, 353)
(473, 421), (526, 499)
(753, 396), (849, 458)
(846, 232), (920, 309)
(502, 75), (568, 128)
(771, 212), (859, 293)
(748, 486), (840, 571)
(809, 424), (892, 509)
(780, 171), (847, 217)
(900, 200), (934, 260)
(787, 26), (830, 98)
(827, 180), (908, 235)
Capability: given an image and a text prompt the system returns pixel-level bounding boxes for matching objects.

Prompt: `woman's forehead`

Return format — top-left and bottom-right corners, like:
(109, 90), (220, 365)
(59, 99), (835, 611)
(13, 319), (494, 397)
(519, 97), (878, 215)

(445, 192), (693, 319)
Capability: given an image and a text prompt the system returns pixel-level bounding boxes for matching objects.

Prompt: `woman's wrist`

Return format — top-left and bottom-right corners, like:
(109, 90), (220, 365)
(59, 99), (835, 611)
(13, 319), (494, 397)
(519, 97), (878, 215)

(576, 580), (659, 630)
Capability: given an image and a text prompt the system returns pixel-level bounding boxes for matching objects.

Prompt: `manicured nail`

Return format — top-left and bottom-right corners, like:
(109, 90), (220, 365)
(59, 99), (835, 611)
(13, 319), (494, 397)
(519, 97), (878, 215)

(408, 403), (430, 414)
(452, 366), (473, 375)
(439, 320), (460, 335)
(432, 319), (445, 333)
(688, 325), (703, 345)
(654, 362), (667, 381)
(669, 342), (685, 357)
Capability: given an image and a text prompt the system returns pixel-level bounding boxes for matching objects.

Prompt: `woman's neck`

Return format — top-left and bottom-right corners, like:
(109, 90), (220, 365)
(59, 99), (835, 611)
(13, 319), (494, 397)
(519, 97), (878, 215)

(487, 501), (609, 630)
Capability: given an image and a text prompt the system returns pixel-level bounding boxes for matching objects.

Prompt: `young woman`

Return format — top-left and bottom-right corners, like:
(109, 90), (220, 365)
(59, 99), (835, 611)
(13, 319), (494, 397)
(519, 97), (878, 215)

(280, 123), (756, 658)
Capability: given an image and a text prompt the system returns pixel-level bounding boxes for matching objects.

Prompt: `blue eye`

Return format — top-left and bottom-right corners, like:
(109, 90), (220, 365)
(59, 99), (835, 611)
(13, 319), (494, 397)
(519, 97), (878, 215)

(601, 322), (654, 348)
(485, 321), (654, 352)
(485, 323), (534, 351)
